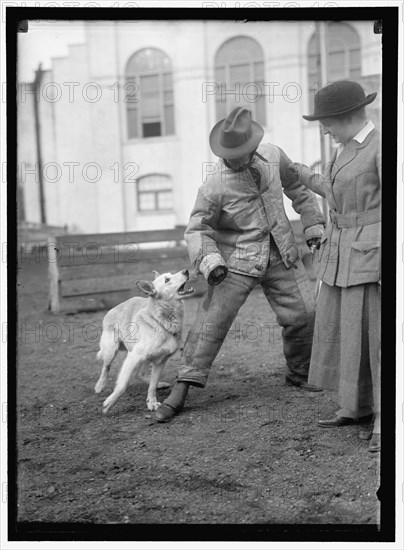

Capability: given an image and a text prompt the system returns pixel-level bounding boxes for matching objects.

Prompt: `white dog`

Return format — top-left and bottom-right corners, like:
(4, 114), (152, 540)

(95, 269), (194, 413)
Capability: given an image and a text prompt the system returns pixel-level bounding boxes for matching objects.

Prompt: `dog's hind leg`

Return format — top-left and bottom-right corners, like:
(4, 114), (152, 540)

(137, 361), (171, 389)
(147, 358), (168, 411)
(95, 329), (119, 394)
(102, 352), (144, 414)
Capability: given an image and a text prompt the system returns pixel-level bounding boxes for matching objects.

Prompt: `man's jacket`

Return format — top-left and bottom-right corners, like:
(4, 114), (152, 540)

(294, 128), (381, 287)
(185, 143), (326, 279)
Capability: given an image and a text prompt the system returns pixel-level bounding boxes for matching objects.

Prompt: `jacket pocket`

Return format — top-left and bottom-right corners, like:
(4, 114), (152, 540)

(350, 241), (380, 273)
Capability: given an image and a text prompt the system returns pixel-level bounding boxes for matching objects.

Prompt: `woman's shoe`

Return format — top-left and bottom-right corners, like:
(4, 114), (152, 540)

(318, 416), (354, 427)
(359, 429), (373, 440)
(368, 434), (381, 452)
(285, 376), (323, 392)
(318, 414), (373, 428)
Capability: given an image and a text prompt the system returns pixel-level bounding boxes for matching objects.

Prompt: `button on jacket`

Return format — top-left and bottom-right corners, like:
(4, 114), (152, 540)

(295, 125), (381, 287)
(185, 143), (326, 279)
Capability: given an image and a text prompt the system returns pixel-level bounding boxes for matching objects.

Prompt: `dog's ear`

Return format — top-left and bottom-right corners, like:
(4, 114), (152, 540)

(152, 270), (160, 280)
(136, 280), (157, 296)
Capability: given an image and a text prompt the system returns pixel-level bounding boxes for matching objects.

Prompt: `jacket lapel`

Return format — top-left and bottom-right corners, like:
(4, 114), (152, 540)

(324, 128), (377, 214)
(331, 128), (376, 180)
(323, 149), (338, 211)
(331, 140), (358, 180)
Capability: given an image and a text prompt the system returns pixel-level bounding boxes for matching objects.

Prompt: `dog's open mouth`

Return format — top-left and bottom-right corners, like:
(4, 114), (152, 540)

(177, 282), (194, 296)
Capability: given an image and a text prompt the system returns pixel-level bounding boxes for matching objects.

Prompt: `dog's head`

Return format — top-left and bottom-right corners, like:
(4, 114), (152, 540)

(136, 269), (194, 301)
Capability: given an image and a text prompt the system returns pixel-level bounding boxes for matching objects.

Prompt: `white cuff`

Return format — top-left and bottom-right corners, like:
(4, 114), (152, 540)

(304, 224), (325, 240)
(199, 253), (226, 281)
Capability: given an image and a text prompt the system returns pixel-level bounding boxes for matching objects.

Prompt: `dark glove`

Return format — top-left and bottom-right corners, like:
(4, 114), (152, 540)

(207, 265), (228, 286)
(306, 237), (321, 250)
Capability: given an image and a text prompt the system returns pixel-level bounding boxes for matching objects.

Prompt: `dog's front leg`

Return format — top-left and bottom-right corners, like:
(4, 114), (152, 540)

(147, 359), (167, 411)
(103, 352), (143, 414)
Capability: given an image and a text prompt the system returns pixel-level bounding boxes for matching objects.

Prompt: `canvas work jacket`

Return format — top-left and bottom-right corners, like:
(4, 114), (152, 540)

(185, 143), (326, 280)
(295, 128), (381, 287)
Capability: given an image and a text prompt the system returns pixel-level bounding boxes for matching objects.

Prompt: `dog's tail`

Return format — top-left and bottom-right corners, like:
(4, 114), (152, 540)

(97, 327), (119, 363)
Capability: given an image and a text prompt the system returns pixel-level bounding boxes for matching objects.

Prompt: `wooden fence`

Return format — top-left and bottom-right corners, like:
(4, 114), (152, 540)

(47, 221), (313, 314)
(47, 226), (204, 313)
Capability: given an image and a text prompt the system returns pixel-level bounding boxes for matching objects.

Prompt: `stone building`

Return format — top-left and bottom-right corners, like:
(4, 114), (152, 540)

(17, 20), (382, 233)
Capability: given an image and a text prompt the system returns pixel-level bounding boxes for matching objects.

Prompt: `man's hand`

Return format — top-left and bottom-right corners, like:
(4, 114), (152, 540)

(306, 237), (321, 251)
(304, 224), (324, 253)
(207, 265), (228, 286)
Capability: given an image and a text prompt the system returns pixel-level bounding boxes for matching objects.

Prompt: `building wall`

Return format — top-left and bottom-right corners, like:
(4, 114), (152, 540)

(18, 20), (382, 233)
(18, 81), (40, 223)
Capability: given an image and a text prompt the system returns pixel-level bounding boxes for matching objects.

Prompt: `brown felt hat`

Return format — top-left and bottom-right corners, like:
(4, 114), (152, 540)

(209, 106), (264, 159)
(303, 80), (377, 121)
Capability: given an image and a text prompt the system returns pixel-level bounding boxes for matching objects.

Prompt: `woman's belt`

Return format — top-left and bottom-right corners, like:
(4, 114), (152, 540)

(329, 208), (381, 229)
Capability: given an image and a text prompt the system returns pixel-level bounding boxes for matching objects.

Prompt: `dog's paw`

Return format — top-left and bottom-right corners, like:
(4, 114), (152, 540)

(94, 380), (105, 394)
(157, 381), (171, 389)
(102, 397), (114, 414)
(146, 399), (161, 411)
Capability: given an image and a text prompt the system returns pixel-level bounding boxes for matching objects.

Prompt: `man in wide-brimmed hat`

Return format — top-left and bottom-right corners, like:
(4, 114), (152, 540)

(290, 80), (381, 452)
(155, 106), (326, 422)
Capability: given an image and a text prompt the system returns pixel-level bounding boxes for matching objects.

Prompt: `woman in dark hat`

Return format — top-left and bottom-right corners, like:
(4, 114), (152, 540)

(296, 80), (381, 452)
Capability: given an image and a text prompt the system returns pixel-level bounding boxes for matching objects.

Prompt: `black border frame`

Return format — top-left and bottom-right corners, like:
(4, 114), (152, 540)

(7, 5), (398, 543)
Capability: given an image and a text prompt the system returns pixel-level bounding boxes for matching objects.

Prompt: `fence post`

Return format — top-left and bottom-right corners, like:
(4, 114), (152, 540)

(47, 237), (61, 313)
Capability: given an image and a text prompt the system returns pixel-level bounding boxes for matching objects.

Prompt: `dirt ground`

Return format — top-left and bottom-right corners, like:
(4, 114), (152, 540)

(15, 255), (380, 527)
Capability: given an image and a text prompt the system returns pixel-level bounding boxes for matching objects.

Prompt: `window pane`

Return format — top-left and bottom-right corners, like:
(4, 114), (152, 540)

(164, 105), (175, 135)
(141, 92), (160, 118)
(139, 175), (172, 191)
(328, 51), (345, 77)
(138, 179), (155, 191)
(140, 74), (159, 93)
(215, 37), (265, 124)
(125, 80), (139, 103)
(350, 68), (362, 79)
(330, 69), (346, 81)
(163, 72), (173, 89)
(157, 191), (173, 210)
(127, 108), (138, 139)
(350, 48), (361, 67)
(255, 97), (266, 127)
(216, 99), (226, 121)
(243, 81), (261, 102)
(308, 53), (317, 74)
(308, 24), (361, 112)
(138, 192), (156, 211)
(216, 36), (263, 65)
(229, 63), (250, 83)
(254, 62), (264, 79)
(215, 66), (225, 83)
(143, 122), (161, 138)
(125, 49), (175, 141)
(308, 77), (320, 96)
(328, 39), (344, 51)
(128, 48), (171, 73)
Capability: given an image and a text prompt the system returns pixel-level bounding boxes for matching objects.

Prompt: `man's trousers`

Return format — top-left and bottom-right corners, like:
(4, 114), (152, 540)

(178, 254), (316, 388)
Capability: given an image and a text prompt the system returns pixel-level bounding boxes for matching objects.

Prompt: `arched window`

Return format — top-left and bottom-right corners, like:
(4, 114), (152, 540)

(308, 23), (361, 102)
(214, 36), (266, 126)
(126, 48), (174, 139)
(136, 174), (173, 212)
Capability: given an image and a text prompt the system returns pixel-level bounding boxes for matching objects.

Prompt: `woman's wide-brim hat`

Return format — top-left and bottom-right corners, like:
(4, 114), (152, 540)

(303, 80), (377, 121)
(209, 106), (264, 159)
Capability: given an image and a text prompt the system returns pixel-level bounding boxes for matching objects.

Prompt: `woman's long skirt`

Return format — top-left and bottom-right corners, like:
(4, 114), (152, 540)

(308, 281), (380, 421)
